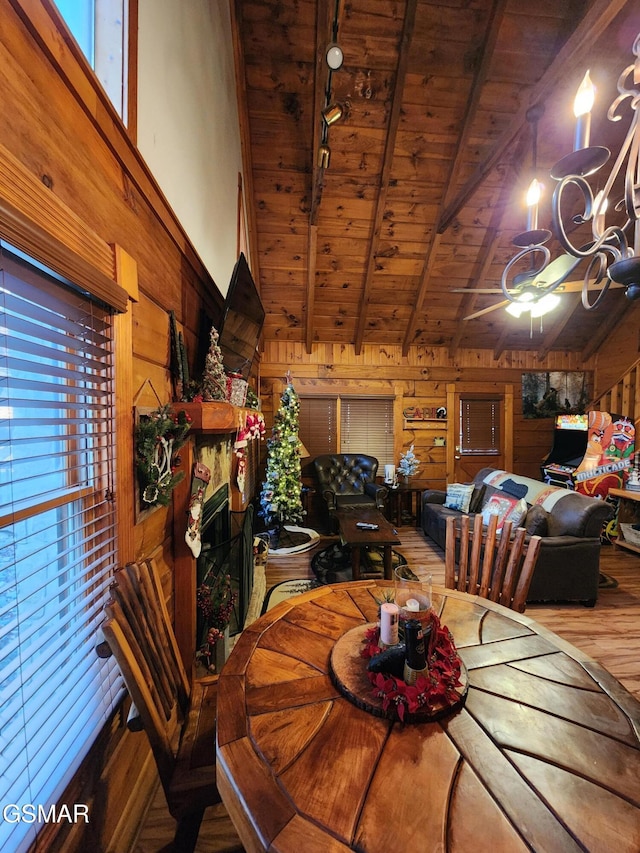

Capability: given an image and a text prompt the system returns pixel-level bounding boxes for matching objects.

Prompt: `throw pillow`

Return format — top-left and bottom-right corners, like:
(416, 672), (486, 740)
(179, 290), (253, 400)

(524, 505), (549, 536)
(444, 483), (474, 513)
(481, 494), (527, 531)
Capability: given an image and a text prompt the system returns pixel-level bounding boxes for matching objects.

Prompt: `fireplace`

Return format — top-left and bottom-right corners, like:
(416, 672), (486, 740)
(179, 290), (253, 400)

(198, 484), (255, 640)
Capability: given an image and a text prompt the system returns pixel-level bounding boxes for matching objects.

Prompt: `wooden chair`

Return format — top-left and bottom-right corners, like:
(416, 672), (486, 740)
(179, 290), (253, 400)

(445, 513), (542, 613)
(97, 558), (221, 853)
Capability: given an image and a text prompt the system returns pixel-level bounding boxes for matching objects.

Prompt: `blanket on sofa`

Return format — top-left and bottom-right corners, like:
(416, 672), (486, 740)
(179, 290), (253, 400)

(482, 469), (572, 512)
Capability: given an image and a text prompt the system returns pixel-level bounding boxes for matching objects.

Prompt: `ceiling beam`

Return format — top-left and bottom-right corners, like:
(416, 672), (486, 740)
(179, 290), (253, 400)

(305, 224), (318, 353)
(403, 0), (508, 355)
(353, 0), (418, 355)
(581, 297), (632, 361)
(437, 0), (631, 234)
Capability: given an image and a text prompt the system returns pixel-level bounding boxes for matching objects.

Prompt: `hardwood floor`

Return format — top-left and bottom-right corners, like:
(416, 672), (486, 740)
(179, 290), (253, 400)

(134, 525), (640, 851)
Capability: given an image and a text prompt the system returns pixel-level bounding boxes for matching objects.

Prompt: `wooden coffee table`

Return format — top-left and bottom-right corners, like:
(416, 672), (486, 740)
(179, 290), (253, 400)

(334, 507), (401, 580)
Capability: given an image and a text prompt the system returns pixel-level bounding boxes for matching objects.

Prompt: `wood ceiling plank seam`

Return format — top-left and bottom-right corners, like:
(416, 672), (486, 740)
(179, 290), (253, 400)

(353, 0), (419, 353)
(438, 0), (631, 233)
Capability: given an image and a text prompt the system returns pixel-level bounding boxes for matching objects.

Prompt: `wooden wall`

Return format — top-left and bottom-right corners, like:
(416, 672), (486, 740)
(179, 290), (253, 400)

(0, 4), (230, 851)
(259, 342), (600, 493)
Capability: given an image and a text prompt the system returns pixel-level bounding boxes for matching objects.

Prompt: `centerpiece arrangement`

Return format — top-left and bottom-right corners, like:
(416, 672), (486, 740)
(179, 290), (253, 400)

(329, 580), (468, 723)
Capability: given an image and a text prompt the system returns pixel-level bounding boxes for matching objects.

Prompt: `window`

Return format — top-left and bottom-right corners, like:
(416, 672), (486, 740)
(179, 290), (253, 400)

(54, 0), (129, 121)
(0, 249), (121, 853)
(459, 397), (501, 455)
(299, 396), (394, 467)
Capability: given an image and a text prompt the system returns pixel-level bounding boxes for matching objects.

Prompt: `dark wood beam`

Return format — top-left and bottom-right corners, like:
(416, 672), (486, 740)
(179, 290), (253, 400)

(353, 0), (418, 355)
(438, 0), (631, 234)
(403, 0), (508, 355)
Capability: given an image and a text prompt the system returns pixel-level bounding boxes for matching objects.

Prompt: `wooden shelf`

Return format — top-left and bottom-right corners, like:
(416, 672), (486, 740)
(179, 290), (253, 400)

(173, 401), (257, 434)
(404, 418), (447, 429)
(609, 487), (640, 554)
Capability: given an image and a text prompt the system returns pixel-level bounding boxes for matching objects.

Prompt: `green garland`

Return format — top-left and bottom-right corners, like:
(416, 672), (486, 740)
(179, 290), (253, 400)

(135, 405), (191, 507)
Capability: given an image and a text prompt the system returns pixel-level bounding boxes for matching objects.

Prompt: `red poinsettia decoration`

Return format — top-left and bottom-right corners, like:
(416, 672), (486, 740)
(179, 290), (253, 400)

(361, 612), (463, 722)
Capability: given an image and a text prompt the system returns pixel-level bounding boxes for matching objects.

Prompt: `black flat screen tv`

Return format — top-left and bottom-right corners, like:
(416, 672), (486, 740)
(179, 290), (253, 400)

(218, 253), (264, 380)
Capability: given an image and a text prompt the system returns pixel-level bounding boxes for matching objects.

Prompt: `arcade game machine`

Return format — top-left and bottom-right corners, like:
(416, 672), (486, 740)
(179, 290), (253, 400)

(542, 411), (635, 500)
(541, 414), (589, 487)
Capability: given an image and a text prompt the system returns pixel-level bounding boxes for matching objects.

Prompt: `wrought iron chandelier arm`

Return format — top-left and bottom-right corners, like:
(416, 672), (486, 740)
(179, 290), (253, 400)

(552, 174), (627, 262)
(500, 245), (550, 301)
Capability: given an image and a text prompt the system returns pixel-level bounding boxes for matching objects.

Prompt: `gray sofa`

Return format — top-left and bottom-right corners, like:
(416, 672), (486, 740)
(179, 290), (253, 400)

(421, 467), (614, 605)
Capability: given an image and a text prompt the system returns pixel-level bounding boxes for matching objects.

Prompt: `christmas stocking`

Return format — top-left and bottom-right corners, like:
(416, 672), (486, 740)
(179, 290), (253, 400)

(185, 461), (211, 558)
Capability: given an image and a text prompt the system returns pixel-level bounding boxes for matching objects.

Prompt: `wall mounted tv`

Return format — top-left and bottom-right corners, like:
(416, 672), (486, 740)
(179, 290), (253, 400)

(217, 253), (265, 380)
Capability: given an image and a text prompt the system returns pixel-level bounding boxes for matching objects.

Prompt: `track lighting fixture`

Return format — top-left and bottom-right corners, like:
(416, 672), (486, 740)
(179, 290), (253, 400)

(326, 43), (343, 70)
(322, 102), (343, 126)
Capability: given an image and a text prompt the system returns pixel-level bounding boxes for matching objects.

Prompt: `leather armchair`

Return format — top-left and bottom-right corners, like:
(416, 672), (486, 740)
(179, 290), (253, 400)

(314, 454), (389, 520)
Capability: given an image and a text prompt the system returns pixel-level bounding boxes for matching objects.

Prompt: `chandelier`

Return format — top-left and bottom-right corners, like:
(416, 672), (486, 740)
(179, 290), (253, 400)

(502, 31), (640, 312)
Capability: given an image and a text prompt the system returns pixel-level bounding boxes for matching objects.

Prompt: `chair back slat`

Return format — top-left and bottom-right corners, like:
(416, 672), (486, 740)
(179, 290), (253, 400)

(102, 601), (178, 789)
(110, 565), (175, 719)
(445, 514), (542, 613)
(478, 513), (498, 597)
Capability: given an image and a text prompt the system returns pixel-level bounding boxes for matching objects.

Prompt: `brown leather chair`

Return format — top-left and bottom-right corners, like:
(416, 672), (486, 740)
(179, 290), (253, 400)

(314, 453), (388, 529)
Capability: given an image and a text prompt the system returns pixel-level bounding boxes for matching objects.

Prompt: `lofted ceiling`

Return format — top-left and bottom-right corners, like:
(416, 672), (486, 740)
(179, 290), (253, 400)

(233, 0), (640, 359)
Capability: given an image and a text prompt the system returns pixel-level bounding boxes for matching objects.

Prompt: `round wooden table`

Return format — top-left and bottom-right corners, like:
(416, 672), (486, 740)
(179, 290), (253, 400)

(216, 581), (640, 853)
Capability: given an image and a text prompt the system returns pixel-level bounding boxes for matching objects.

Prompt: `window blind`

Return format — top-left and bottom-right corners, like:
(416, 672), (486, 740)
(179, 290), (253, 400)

(460, 398), (501, 454)
(0, 249), (121, 853)
(341, 398), (394, 466)
(298, 397), (337, 459)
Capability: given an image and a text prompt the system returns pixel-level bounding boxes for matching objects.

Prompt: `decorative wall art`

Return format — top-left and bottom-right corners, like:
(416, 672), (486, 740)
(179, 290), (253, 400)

(522, 371), (590, 419)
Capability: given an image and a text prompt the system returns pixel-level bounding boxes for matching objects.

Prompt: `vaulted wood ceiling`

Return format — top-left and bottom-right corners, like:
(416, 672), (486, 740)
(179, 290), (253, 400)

(233, 0), (640, 358)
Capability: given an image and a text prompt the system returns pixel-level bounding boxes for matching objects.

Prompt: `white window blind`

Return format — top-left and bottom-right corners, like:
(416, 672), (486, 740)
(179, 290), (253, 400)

(341, 398), (394, 466)
(460, 398), (501, 455)
(0, 249), (121, 853)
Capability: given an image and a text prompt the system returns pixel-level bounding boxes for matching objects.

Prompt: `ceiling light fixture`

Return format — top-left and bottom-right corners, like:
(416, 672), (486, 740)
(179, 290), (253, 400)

(502, 32), (640, 311)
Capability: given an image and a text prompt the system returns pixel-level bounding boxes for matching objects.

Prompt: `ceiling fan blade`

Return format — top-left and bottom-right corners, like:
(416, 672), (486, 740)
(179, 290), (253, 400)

(559, 278), (625, 292)
(463, 300), (509, 320)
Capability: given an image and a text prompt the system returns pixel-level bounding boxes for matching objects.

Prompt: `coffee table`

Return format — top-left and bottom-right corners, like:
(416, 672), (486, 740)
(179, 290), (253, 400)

(334, 507), (401, 580)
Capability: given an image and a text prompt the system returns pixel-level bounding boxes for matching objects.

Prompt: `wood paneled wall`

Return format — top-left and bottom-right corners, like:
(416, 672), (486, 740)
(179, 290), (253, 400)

(0, 5), (230, 851)
(260, 342), (598, 488)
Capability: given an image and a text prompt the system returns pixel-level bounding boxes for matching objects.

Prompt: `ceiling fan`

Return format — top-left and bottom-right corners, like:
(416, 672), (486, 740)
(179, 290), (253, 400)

(453, 254), (623, 321)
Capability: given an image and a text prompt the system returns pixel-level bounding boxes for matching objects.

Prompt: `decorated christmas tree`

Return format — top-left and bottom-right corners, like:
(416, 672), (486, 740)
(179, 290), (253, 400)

(260, 381), (304, 530)
(201, 325), (227, 401)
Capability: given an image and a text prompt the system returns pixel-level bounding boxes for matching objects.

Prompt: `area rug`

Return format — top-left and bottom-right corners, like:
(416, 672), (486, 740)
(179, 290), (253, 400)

(310, 541), (408, 585)
(598, 572), (618, 589)
(261, 578), (322, 613)
(266, 525), (321, 555)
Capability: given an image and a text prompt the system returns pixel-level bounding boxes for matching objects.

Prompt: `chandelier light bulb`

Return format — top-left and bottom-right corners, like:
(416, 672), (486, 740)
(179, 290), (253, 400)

(526, 178), (541, 231)
(573, 70), (595, 150)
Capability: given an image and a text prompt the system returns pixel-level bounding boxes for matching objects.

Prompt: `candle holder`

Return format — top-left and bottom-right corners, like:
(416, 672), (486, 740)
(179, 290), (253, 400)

(393, 566), (432, 626)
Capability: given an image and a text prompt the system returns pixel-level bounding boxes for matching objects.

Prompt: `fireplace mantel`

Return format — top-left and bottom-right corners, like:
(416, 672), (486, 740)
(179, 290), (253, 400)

(174, 401), (258, 434)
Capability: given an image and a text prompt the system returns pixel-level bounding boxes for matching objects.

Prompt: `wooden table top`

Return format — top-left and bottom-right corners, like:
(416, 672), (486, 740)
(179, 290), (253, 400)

(216, 581), (640, 853)
(334, 507), (401, 547)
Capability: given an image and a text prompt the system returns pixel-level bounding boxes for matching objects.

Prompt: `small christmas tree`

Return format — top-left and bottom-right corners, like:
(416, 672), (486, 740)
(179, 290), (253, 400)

(201, 325), (227, 402)
(260, 381), (304, 531)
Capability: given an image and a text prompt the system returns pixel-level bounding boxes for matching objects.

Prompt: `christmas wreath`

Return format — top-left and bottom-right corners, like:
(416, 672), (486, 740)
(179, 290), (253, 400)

(135, 405), (191, 507)
(360, 611), (463, 721)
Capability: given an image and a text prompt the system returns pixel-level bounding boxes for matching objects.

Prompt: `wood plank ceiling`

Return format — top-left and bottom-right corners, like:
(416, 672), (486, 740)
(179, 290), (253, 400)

(234, 0), (640, 358)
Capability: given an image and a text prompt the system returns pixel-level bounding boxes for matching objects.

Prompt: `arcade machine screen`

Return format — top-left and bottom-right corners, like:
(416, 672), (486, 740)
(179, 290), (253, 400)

(541, 414), (589, 487)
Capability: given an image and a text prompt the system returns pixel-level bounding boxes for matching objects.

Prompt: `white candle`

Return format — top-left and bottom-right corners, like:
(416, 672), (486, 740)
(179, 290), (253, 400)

(380, 602), (399, 646)
(573, 70), (594, 151)
(405, 598), (420, 612)
(525, 178), (541, 231)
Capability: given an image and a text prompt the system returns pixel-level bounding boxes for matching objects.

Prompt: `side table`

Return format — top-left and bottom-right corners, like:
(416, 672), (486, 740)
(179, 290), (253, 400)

(387, 481), (429, 527)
